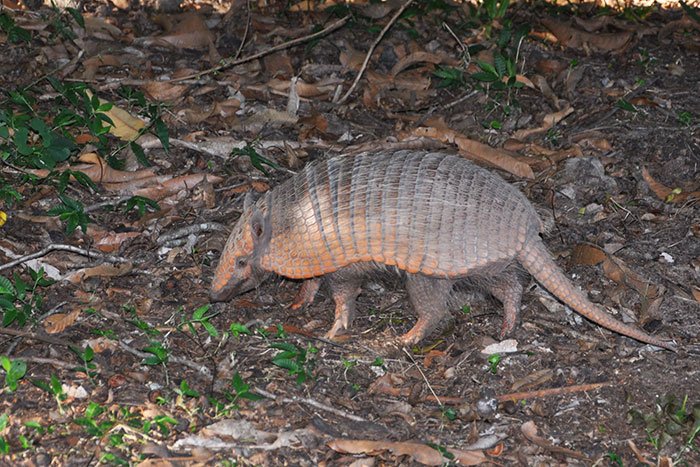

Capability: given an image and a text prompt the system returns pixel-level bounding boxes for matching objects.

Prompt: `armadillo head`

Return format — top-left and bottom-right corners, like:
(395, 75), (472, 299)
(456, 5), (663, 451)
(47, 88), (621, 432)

(210, 194), (271, 302)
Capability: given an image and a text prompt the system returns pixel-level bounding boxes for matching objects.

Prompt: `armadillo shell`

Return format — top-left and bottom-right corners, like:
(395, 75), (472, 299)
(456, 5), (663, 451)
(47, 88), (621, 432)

(259, 151), (540, 279)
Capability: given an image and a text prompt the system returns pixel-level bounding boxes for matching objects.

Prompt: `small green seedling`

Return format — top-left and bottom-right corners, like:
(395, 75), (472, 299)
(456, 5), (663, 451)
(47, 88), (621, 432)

(47, 194), (91, 235)
(229, 322), (251, 338)
(0, 356), (27, 391)
(142, 341), (169, 366)
(270, 342), (317, 384)
(487, 354), (502, 374)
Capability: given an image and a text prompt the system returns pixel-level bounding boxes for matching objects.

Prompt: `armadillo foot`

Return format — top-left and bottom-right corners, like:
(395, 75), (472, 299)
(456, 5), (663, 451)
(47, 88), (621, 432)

(487, 273), (523, 338)
(289, 279), (321, 310)
(400, 274), (455, 345)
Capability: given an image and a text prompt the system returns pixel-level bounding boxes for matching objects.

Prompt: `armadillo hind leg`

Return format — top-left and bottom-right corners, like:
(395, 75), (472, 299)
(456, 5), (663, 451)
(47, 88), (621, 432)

(325, 272), (364, 339)
(289, 279), (321, 310)
(487, 272), (524, 338)
(401, 275), (456, 345)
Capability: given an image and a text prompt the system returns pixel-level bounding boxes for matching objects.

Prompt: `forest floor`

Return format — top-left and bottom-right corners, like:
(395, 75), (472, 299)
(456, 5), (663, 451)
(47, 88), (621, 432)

(0, 0), (699, 465)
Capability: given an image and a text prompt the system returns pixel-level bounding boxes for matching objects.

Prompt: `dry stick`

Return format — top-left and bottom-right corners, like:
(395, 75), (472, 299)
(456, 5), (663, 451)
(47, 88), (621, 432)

(496, 381), (612, 402)
(172, 15), (351, 83)
(232, 0), (253, 62)
(0, 326), (75, 347)
(401, 347), (443, 407)
(336, 0), (414, 105)
(116, 340), (213, 379)
(0, 244), (128, 273)
(253, 386), (366, 422)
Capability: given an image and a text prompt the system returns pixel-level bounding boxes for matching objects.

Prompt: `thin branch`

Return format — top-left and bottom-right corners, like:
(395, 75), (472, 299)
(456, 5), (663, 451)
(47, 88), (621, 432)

(253, 386), (366, 422)
(336, 0), (414, 105)
(156, 222), (228, 246)
(496, 381), (612, 402)
(0, 326), (75, 347)
(0, 244), (129, 273)
(402, 347), (442, 407)
(173, 15), (351, 83)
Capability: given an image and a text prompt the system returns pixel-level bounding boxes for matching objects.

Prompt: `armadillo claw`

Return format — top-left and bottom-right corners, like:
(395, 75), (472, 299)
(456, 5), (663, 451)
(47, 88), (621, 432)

(325, 318), (351, 340)
(289, 279), (321, 310)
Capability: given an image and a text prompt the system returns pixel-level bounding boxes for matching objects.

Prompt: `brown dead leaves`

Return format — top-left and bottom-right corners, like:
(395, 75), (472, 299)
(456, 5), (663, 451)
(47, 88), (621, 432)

(327, 438), (488, 466)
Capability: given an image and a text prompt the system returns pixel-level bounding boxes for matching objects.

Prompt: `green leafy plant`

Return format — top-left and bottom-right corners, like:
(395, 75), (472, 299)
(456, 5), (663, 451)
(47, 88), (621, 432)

(32, 375), (67, 412)
(0, 268), (53, 327)
(0, 12), (31, 43)
(629, 394), (700, 453)
(0, 356), (27, 391)
(616, 99), (637, 112)
(487, 354), (502, 374)
(74, 402), (113, 437)
(142, 341), (169, 366)
(677, 111), (693, 126)
(229, 322), (251, 338)
(226, 372), (262, 405)
(180, 304), (220, 338)
(175, 380), (200, 399)
(70, 345), (97, 379)
(604, 451), (623, 466)
(119, 195), (160, 218)
(46, 194), (91, 235)
(270, 341), (317, 384)
(0, 414), (9, 454)
(231, 144), (278, 176)
(433, 66), (467, 88)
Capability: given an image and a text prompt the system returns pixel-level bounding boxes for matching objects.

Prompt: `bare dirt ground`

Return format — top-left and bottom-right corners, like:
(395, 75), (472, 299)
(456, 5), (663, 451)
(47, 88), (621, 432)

(0, 0), (699, 465)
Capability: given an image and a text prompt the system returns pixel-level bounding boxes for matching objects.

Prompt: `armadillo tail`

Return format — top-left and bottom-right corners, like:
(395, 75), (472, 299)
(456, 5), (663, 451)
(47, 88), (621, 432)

(518, 238), (676, 352)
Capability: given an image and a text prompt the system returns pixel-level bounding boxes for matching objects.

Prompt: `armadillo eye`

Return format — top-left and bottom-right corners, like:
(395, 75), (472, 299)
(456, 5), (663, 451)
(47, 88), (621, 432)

(236, 259), (247, 268)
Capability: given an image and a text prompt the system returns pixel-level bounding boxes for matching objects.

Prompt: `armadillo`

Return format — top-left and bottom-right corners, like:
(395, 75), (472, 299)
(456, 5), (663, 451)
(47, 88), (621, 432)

(210, 150), (675, 351)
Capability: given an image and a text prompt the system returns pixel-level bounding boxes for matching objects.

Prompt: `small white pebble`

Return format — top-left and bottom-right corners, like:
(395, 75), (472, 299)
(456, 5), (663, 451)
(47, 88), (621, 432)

(481, 339), (518, 355)
(659, 252), (674, 263)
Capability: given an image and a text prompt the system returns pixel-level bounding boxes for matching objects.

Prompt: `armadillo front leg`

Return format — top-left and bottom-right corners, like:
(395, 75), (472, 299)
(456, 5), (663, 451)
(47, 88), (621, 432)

(487, 272), (523, 338)
(401, 275), (455, 345)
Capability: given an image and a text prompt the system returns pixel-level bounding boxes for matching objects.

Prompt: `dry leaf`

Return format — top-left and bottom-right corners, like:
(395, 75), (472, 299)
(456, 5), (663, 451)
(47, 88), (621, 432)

(44, 308), (81, 334)
(541, 18), (633, 53)
(513, 105), (574, 140)
(65, 262), (134, 284)
(411, 126), (534, 179)
(642, 167), (699, 203)
(390, 51), (449, 77)
(692, 287), (700, 303)
(29, 153), (156, 185)
(148, 13), (215, 50)
(141, 80), (189, 104)
(521, 421), (589, 460)
(571, 243), (607, 266)
(327, 439), (487, 466)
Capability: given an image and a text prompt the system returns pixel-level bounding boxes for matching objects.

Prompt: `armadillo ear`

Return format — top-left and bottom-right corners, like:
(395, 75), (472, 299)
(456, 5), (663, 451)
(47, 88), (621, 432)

(249, 209), (269, 247)
(243, 191), (260, 212)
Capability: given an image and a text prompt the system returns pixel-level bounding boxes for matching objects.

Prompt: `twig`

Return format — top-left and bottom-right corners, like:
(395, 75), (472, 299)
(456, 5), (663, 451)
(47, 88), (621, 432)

(496, 381), (612, 402)
(253, 386), (366, 422)
(0, 326), (75, 347)
(0, 244), (129, 273)
(402, 347), (442, 407)
(117, 340), (213, 379)
(173, 15), (351, 83)
(156, 222), (228, 245)
(336, 0), (414, 105)
(17, 356), (76, 370)
(233, 0), (253, 62)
